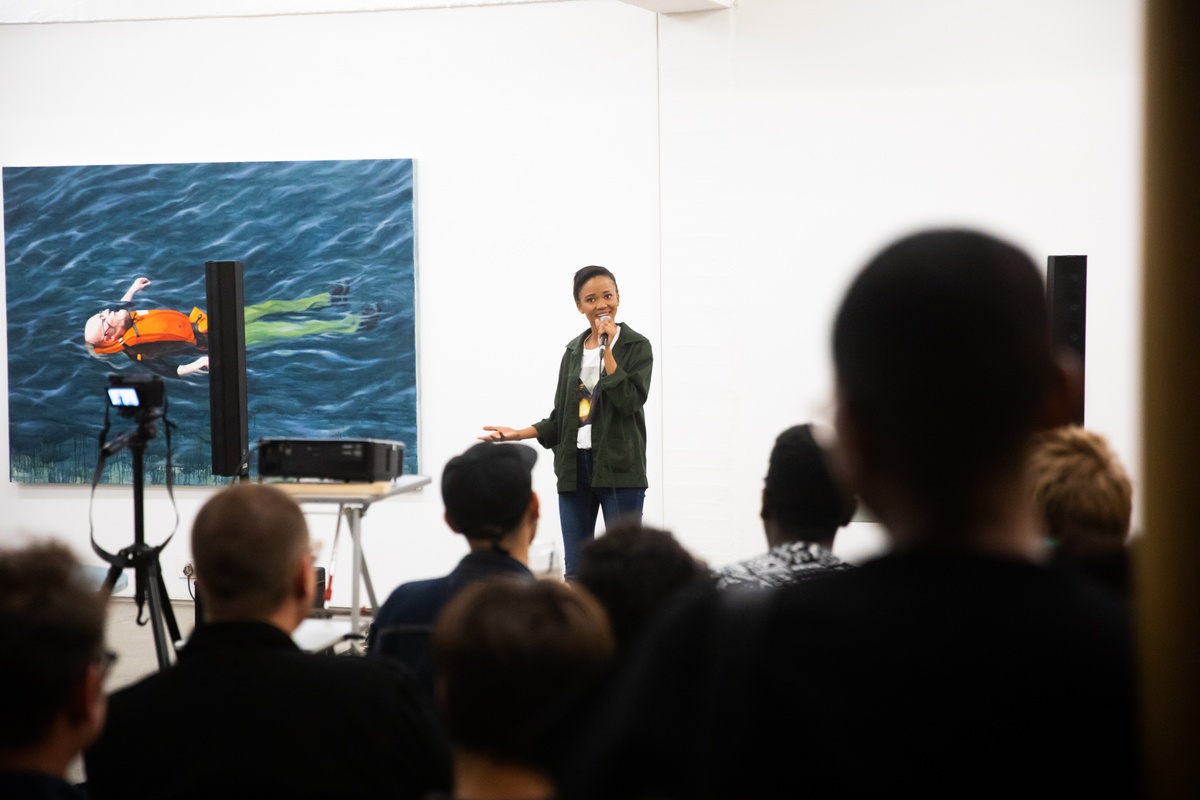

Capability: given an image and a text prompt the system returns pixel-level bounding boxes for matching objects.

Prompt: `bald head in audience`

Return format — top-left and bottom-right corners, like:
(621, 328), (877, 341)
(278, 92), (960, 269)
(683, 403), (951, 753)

(191, 483), (314, 630)
(85, 482), (454, 800)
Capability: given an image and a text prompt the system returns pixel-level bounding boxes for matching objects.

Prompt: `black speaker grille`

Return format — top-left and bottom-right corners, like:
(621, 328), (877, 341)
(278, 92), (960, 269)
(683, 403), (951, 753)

(1046, 254), (1087, 426)
(205, 260), (249, 477)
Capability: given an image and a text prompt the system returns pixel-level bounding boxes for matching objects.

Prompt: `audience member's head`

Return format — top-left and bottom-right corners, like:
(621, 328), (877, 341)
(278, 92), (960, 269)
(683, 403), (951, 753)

(761, 423), (858, 549)
(1027, 425), (1133, 592)
(432, 577), (614, 780)
(832, 229), (1073, 543)
(575, 521), (709, 653)
(191, 483), (313, 629)
(1028, 425), (1132, 543)
(441, 442), (540, 560)
(0, 542), (109, 778)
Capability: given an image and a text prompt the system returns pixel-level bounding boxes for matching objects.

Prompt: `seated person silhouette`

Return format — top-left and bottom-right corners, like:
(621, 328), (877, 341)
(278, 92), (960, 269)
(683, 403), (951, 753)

(83, 276), (377, 378)
(712, 422), (858, 589)
(575, 520), (710, 656)
(1027, 424), (1134, 596)
(0, 541), (109, 800)
(368, 442), (541, 698)
(430, 577), (614, 800)
(556, 229), (1139, 800)
(83, 483), (451, 800)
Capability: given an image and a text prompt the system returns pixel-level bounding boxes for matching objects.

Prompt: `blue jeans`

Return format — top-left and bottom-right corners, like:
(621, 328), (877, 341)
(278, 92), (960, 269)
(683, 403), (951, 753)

(559, 449), (646, 579)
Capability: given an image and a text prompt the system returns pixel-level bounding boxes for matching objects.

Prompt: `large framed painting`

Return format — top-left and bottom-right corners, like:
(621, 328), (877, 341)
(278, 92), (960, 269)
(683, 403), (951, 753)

(2, 159), (419, 485)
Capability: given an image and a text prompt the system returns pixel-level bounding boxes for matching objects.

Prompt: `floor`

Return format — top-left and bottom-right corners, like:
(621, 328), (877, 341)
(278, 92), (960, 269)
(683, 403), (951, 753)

(102, 595), (198, 692)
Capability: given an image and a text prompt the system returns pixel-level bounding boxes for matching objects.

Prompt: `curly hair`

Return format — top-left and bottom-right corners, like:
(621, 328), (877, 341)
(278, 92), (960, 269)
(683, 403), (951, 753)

(1028, 425), (1132, 543)
(0, 541), (107, 748)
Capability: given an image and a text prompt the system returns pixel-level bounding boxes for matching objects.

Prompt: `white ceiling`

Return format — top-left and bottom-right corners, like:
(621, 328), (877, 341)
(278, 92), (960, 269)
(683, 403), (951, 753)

(0, 0), (585, 25)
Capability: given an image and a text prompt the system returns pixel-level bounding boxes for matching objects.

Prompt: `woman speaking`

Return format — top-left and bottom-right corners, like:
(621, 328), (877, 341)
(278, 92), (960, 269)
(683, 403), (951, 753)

(482, 265), (652, 579)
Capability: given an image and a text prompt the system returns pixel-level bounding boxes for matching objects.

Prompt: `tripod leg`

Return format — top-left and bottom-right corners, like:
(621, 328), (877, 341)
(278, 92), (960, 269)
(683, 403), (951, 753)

(134, 560), (149, 624)
(347, 507), (363, 636)
(145, 565), (173, 670)
(153, 559), (183, 649)
(360, 543), (378, 612)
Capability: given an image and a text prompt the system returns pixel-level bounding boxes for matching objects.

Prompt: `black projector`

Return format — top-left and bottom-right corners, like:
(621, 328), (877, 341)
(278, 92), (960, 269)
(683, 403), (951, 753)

(257, 438), (405, 483)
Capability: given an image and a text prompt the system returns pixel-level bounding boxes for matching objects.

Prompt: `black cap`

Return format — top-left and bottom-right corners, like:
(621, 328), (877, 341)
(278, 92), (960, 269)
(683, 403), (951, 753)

(441, 442), (538, 540)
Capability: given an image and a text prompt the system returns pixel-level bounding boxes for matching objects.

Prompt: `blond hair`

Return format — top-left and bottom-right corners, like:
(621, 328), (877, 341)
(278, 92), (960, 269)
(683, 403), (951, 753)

(1028, 426), (1132, 543)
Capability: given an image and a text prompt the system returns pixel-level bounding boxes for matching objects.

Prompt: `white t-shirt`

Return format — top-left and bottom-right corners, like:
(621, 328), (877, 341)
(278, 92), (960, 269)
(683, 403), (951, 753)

(577, 345), (602, 450)
(578, 326), (624, 450)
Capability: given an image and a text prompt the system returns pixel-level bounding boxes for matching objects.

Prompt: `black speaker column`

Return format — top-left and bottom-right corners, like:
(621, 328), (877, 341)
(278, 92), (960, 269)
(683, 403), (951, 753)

(1046, 254), (1087, 426)
(204, 260), (250, 478)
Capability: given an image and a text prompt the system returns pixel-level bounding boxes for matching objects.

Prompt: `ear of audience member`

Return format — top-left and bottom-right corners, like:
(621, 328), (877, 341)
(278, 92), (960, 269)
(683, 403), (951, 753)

(555, 229), (1139, 800)
(83, 483), (452, 800)
(190, 481), (315, 628)
(575, 520), (711, 654)
(0, 542), (108, 797)
(1027, 424), (1134, 595)
(367, 442), (541, 698)
(431, 576), (614, 800)
(713, 422), (858, 589)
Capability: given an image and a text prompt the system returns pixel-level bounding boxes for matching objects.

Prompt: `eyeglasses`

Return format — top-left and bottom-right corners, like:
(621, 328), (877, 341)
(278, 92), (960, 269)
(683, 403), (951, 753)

(97, 648), (119, 676)
(98, 310), (122, 340)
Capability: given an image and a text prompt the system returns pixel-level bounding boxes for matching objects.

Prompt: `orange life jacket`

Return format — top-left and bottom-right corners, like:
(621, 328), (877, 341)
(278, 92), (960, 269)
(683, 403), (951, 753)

(91, 308), (208, 356)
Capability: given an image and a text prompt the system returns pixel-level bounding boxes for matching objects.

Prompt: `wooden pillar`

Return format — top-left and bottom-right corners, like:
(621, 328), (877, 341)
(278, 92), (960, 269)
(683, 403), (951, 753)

(1137, 1), (1200, 797)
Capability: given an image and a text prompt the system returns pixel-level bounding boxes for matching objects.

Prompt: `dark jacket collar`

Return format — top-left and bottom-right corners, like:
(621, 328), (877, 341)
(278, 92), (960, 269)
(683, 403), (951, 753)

(181, 620), (300, 659)
(0, 773), (89, 799)
(448, 550), (535, 589)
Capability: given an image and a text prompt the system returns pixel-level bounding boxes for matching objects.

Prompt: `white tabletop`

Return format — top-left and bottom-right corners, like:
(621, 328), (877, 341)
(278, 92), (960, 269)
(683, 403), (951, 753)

(293, 617), (358, 653)
(265, 474), (431, 506)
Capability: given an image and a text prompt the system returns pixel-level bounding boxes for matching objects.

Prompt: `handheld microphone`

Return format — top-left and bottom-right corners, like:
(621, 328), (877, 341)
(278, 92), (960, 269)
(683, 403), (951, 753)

(599, 315), (611, 348)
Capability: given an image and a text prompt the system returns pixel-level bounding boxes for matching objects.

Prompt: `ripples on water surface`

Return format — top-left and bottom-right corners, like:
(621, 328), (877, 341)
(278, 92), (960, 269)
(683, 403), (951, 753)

(3, 159), (418, 485)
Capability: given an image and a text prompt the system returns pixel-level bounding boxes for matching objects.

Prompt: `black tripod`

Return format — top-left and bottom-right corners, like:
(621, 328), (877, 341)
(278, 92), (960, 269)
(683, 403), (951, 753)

(98, 411), (183, 671)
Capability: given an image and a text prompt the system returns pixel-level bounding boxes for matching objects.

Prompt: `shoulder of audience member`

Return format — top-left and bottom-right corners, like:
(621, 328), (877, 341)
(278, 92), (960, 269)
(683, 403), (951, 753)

(377, 575), (454, 614)
(610, 576), (723, 673)
(306, 643), (431, 685)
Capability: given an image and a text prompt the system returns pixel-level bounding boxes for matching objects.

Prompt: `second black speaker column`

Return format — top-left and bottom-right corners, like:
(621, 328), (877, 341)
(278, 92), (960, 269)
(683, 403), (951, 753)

(1046, 254), (1087, 426)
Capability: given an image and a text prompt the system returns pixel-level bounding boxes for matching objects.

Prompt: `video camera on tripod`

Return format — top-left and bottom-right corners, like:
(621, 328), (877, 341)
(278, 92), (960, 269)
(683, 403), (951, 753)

(103, 373), (165, 447)
(91, 372), (183, 671)
(106, 372), (164, 415)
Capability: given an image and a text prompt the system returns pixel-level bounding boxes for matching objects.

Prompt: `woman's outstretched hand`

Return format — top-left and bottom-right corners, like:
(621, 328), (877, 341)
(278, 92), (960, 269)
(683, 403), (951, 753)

(481, 426), (518, 442)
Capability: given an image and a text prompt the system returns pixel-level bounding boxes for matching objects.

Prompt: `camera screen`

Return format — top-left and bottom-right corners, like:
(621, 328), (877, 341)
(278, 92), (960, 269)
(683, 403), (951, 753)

(108, 387), (141, 407)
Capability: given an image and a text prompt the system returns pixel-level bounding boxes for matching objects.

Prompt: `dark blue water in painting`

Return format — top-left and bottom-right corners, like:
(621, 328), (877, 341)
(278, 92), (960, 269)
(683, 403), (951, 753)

(3, 159), (418, 485)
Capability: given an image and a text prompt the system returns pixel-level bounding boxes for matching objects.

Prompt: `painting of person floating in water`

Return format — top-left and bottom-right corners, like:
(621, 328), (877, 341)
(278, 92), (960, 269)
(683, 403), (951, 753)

(3, 158), (418, 485)
(83, 276), (379, 379)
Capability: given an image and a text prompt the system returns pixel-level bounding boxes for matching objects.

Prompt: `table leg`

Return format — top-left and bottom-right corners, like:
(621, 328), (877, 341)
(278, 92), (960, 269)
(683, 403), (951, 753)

(345, 506), (363, 637)
(360, 544), (378, 611)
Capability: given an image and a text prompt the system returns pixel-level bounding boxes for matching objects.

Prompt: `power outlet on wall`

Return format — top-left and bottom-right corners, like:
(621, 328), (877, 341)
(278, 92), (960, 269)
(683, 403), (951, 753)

(180, 560), (195, 580)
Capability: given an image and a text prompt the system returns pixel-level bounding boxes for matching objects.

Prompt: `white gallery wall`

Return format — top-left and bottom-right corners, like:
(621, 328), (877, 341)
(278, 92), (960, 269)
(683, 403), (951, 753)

(0, 0), (662, 602)
(0, 0), (1142, 603)
(656, 0), (1142, 568)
